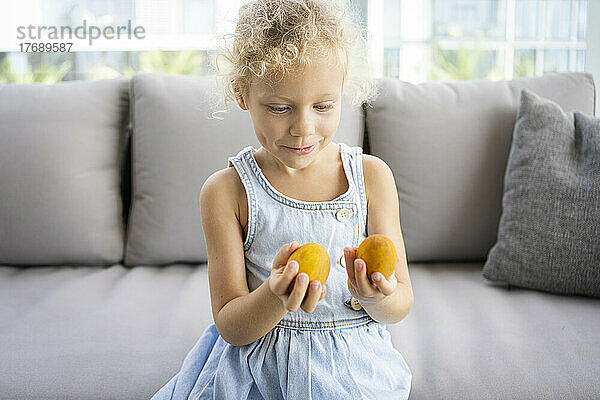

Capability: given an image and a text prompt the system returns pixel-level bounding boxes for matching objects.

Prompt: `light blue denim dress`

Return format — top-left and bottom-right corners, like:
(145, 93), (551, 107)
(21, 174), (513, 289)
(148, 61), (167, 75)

(151, 142), (411, 399)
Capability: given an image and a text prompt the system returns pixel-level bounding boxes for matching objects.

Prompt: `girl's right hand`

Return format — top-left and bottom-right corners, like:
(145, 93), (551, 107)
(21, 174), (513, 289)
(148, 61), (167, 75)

(269, 241), (327, 314)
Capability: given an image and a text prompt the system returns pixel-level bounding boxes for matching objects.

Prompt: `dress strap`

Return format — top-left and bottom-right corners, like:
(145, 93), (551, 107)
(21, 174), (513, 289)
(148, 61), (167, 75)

(227, 146), (257, 251)
(340, 143), (368, 230)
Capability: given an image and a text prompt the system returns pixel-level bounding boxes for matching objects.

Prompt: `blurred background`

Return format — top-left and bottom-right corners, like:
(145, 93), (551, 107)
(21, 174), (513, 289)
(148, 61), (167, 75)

(0, 0), (598, 112)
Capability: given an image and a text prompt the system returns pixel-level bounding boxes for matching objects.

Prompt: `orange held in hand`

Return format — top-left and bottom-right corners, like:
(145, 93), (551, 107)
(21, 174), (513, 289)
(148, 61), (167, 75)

(287, 243), (330, 285)
(357, 234), (398, 280)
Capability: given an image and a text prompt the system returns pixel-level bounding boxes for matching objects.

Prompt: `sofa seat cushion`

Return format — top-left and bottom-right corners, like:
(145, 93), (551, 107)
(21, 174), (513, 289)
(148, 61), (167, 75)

(1, 263), (598, 399)
(390, 263), (600, 399)
(0, 264), (213, 400)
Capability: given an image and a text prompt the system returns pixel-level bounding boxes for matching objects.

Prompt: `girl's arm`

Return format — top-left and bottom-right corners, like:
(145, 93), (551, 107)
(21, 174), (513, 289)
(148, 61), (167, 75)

(215, 277), (288, 346)
(200, 168), (287, 346)
(349, 155), (414, 324)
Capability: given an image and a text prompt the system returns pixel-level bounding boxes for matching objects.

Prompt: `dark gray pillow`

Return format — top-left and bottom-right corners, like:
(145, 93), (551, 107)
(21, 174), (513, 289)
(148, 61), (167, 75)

(482, 89), (600, 297)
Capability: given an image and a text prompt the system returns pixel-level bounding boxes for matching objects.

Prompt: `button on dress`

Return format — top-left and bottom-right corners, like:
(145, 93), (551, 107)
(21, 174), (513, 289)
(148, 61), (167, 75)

(151, 142), (411, 399)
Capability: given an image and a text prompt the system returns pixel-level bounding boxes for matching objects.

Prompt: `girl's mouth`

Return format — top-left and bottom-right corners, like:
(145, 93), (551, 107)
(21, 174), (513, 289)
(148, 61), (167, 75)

(284, 144), (316, 155)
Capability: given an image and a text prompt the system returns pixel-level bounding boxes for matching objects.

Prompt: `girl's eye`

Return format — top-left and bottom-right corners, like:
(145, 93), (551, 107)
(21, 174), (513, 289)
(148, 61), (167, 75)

(268, 104), (333, 114)
(269, 106), (289, 113)
(315, 104), (333, 111)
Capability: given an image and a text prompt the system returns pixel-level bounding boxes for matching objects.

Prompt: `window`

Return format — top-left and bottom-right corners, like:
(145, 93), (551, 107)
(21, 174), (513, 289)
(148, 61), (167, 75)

(380, 0), (588, 82)
(0, 0), (591, 83)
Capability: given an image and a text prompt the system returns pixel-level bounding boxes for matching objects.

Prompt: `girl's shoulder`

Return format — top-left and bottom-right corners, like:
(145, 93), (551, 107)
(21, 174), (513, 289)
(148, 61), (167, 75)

(360, 153), (395, 206)
(201, 166), (247, 231)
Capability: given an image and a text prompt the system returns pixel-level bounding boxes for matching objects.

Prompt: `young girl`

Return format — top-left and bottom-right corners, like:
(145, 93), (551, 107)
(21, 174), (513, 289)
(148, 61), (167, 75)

(152, 0), (413, 398)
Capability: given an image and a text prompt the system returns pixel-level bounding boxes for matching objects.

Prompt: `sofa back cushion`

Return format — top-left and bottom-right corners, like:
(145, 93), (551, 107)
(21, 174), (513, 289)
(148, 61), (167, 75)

(365, 72), (595, 263)
(0, 77), (130, 266)
(124, 72), (364, 266)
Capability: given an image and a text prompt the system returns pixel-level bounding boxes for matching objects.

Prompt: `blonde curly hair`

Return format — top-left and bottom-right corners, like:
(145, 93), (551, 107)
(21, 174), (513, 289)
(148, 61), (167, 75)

(210, 0), (379, 119)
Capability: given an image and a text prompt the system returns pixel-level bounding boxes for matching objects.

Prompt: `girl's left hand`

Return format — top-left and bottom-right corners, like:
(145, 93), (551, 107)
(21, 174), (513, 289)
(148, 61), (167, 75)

(343, 246), (398, 305)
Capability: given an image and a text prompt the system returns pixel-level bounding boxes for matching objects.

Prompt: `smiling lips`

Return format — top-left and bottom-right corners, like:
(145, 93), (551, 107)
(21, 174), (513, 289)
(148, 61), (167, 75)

(284, 144), (316, 155)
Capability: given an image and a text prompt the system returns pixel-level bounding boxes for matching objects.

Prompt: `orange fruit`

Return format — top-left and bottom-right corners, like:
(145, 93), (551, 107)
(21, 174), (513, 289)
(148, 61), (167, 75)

(287, 242), (330, 285)
(357, 234), (397, 279)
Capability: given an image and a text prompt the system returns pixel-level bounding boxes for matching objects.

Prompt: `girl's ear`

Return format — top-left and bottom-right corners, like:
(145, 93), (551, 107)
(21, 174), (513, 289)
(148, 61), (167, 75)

(232, 80), (249, 111)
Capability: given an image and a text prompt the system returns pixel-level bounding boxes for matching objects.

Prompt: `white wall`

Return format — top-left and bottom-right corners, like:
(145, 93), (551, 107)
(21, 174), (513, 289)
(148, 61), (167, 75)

(586, 0), (600, 116)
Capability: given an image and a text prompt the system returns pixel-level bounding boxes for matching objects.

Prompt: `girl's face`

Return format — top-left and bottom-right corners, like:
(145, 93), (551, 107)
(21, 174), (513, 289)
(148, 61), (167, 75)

(234, 53), (344, 174)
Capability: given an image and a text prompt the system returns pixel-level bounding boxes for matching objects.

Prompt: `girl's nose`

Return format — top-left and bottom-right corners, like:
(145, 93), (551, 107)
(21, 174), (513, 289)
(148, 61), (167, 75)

(290, 113), (316, 136)
(290, 126), (315, 137)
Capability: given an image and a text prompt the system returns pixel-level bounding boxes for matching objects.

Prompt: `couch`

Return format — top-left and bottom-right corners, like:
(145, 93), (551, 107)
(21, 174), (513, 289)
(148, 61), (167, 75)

(0, 71), (598, 399)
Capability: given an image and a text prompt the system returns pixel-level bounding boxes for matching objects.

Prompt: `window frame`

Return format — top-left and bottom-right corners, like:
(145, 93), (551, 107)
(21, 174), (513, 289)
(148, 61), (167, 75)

(373, 0), (588, 81)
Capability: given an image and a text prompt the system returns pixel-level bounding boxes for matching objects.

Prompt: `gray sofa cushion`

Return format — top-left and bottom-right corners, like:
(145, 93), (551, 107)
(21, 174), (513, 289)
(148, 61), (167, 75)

(1, 262), (598, 399)
(0, 78), (130, 266)
(365, 72), (596, 263)
(482, 89), (600, 297)
(0, 263), (212, 400)
(125, 72), (364, 266)
(389, 263), (600, 400)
